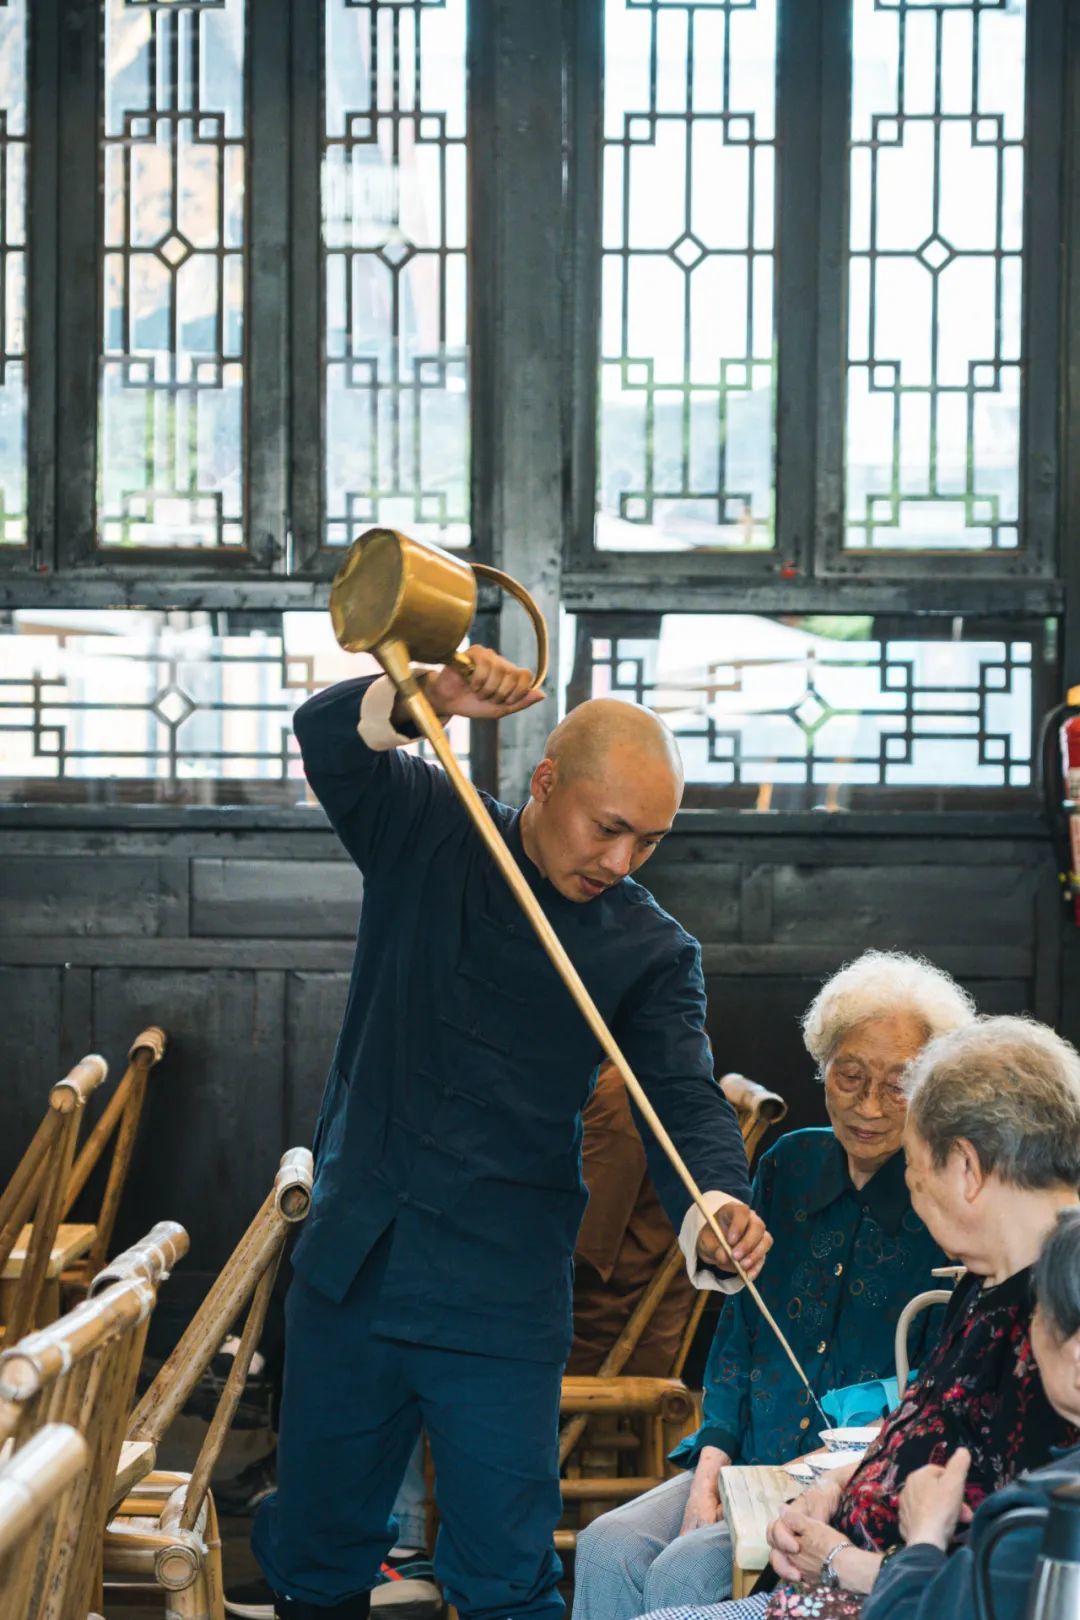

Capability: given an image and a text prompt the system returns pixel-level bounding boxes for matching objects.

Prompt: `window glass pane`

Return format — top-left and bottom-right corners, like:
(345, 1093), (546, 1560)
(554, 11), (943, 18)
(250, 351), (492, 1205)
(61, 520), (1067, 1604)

(0, 610), (469, 804)
(99, 0), (246, 549)
(568, 613), (1051, 807)
(0, 0), (27, 547)
(323, 0), (469, 550)
(598, 0), (777, 552)
(846, 0), (1026, 550)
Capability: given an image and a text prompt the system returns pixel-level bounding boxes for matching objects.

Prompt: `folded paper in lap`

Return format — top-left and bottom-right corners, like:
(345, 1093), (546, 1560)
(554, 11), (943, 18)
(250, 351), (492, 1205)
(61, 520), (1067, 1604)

(718, 1466), (803, 1572)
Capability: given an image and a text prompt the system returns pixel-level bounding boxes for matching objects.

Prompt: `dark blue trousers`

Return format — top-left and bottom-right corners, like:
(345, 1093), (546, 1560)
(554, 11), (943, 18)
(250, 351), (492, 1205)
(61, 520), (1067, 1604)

(252, 1245), (565, 1619)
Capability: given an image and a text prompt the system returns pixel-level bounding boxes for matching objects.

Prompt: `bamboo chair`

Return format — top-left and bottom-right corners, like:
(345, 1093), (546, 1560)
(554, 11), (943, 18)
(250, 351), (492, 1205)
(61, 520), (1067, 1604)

(0, 1054), (108, 1344)
(0, 1220), (188, 1620)
(557, 1074), (788, 1548)
(103, 1148), (314, 1620)
(61, 1025), (168, 1298)
(0, 1423), (89, 1562)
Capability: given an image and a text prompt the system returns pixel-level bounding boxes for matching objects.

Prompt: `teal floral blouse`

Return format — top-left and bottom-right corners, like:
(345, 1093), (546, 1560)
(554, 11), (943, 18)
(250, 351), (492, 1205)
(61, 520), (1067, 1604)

(670, 1127), (947, 1468)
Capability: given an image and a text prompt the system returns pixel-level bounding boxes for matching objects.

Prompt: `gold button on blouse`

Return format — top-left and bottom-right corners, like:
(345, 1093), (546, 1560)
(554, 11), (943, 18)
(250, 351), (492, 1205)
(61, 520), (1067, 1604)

(834, 1263), (843, 1276)
(817, 1339), (827, 1353)
(799, 1417), (811, 1430)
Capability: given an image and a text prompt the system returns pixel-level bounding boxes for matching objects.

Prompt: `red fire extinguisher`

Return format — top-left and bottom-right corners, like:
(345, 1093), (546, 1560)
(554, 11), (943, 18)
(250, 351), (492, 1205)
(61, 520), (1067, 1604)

(1063, 689), (1080, 926)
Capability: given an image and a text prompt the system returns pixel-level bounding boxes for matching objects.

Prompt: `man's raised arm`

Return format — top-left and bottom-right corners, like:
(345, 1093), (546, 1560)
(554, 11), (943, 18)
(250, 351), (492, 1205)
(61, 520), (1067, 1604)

(293, 653), (543, 873)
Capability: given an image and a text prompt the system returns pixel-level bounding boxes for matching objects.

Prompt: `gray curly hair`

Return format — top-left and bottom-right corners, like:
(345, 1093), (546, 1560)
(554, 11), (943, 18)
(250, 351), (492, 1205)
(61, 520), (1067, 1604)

(903, 1015), (1080, 1189)
(802, 950), (976, 1070)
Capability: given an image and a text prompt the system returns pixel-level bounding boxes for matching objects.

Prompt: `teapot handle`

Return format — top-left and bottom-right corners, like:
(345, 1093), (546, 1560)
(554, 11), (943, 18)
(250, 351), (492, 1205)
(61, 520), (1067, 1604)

(973, 1505), (1048, 1620)
(446, 564), (549, 692)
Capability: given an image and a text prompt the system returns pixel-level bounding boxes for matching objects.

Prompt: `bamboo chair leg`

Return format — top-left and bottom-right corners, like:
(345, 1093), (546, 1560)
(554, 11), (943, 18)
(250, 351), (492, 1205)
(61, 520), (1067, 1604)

(181, 1254), (281, 1532)
(86, 1066), (149, 1274)
(0, 1115), (56, 1271)
(204, 1492), (225, 1620)
(8, 1112), (79, 1344)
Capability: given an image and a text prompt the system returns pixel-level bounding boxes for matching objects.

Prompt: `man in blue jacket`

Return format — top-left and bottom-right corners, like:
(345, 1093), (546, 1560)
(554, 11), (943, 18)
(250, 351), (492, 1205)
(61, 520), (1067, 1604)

(244, 647), (771, 1620)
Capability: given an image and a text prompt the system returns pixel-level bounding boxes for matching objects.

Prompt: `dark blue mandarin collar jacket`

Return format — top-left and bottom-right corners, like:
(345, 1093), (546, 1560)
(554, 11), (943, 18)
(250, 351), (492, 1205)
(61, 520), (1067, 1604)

(290, 676), (751, 1363)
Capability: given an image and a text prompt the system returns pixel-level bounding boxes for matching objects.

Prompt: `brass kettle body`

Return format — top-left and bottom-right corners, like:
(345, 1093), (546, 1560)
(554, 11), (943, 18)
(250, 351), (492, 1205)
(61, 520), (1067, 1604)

(330, 527), (548, 689)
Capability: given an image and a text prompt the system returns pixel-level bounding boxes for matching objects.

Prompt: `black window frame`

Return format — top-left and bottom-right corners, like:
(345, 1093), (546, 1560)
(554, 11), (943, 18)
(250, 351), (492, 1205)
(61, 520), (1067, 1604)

(0, 0), (1077, 802)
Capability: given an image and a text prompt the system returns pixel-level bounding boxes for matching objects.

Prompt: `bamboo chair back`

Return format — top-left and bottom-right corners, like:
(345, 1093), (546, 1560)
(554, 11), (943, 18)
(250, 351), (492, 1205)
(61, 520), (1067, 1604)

(0, 1221), (188, 1620)
(556, 1074), (787, 1545)
(61, 1027), (167, 1293)
(0, 1056), (108, 1345)
(103, 1150), (314, 1617)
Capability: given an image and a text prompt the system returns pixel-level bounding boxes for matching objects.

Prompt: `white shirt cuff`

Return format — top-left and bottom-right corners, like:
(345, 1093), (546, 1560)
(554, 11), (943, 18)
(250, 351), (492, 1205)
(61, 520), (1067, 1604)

(680, 1191), (743, 1294)
(357, 674), (416, 751)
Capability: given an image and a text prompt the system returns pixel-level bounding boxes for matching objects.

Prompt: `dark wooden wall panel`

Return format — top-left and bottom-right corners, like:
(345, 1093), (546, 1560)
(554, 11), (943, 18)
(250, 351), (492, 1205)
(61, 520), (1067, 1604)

(0, 854), (187, 936)
(283, 970), (350, 1148)
(90, 968), (287, 1271)
(0, 965), (67, 1153)
(769, 864), (1032, 948)
(192, 859), (363, 938)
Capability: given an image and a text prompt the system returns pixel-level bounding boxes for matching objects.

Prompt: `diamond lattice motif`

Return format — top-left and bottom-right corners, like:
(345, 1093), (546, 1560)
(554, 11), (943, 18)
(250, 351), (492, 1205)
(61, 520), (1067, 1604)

(671, 232), (707, 271)
(156, 233), (194, 269)
(916, 235), (953, 273)
(377, 236), (417, 270)
(795, 692), (828, 729)
(153, 686), (196, 728)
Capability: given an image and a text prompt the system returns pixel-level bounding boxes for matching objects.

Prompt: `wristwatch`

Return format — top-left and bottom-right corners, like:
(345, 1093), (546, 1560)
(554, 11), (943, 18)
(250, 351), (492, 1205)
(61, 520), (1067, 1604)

(820, 1540), (849, 1591)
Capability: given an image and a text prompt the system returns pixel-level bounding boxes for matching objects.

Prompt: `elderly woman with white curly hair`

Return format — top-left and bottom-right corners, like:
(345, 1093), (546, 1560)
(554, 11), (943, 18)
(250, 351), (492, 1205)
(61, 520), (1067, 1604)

(571, 951), (975, 1620)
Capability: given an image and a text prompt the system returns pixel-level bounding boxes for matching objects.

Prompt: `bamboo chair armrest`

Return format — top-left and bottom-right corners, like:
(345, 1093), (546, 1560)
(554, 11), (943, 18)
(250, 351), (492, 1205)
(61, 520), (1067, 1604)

(49, 1055), (108, 1113)
(128, 1027), (167, 1066)
(895, 1289), (952, 1390)
(0, 1424), (88, 1557)
(719, 1073), (788, 1127)
(88, 1221), (189, 1295)
(560, 1375), (695, 1422)
(274, 1148), (315, 1222)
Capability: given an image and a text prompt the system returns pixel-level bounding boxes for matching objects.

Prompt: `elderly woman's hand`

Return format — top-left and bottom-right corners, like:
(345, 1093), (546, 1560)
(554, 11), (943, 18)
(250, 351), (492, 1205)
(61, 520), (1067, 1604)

(678, 1446), (729, 1535)
(792, 1474), (848, 1524)
(768, 1508), (884, 1594)
(767, 1507), (854, 1584)
(898, 1448), (973, 1551)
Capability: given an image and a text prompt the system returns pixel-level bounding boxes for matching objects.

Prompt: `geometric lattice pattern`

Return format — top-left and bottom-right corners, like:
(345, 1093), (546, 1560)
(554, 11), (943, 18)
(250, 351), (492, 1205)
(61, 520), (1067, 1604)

(585, 614), (1039, 791)
(98, 0), (246, 549)
(0, 612), (469, 801)
(323, 0), (469, 549)
(845, 0), (1027, 551)
(0, 0), (27, 547)
(597, 0), (777, 551)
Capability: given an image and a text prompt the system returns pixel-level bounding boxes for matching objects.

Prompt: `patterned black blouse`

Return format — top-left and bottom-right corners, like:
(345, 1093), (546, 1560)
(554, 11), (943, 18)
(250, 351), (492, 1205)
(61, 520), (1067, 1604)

(835, 1265), (1079, 1551)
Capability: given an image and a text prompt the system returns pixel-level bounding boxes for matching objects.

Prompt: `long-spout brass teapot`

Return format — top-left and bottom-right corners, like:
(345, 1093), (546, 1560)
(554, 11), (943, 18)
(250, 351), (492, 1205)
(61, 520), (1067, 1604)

(329, 527), (548, 689)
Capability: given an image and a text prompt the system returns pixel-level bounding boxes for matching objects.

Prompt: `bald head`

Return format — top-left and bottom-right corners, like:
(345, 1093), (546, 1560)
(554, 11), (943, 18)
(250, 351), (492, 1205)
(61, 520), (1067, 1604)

(521, 699), (683, 900)
(543, 698), (684, 791)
